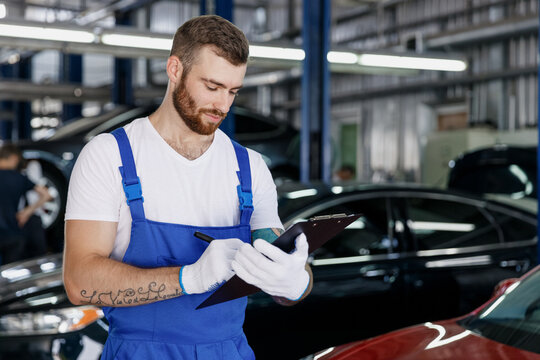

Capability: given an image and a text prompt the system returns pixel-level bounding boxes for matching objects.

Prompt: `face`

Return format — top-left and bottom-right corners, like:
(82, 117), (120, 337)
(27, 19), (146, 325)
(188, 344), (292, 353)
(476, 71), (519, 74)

(0, 154), (20, 170)
(172, 46), (247, 136)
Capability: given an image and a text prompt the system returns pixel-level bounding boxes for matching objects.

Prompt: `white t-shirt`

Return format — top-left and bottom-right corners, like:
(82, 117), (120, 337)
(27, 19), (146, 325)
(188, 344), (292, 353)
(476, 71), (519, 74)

(66, 117), (283, 261)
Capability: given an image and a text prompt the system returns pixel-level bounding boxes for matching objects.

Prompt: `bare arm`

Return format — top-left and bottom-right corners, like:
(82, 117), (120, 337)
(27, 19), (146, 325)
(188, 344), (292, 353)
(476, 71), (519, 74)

(16, 185), (53, 227)
(63, 220), (184, 307)
(251, 227), (313, 306)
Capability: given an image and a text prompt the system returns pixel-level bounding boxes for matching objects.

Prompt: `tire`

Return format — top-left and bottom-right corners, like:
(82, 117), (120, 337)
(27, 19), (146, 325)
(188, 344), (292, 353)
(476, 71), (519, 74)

(39, 164), (67, 252)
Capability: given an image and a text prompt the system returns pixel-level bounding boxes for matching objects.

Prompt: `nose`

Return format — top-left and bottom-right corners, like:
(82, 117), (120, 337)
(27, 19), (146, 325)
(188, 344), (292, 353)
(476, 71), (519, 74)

(213, 90), (234, 114)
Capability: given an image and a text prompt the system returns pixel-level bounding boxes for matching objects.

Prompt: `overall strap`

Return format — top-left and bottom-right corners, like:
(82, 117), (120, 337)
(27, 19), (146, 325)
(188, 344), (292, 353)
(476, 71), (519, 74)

(231, 140), (253, 226)
(111, 128), (146, 221)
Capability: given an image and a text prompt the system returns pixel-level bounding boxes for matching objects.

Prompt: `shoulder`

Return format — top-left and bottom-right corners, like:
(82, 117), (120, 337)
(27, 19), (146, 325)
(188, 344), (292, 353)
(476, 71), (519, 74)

(81, 117), (149, 157)
(215, 130), (268, 168)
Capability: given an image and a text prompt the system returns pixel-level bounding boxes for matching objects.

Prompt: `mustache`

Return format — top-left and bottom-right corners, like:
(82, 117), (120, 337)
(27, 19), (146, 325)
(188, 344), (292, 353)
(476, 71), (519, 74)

(199, 109), (227, 119)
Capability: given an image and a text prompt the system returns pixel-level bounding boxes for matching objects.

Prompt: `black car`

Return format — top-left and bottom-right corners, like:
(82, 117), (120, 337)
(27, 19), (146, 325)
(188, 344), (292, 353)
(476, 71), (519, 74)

(0, 184), (537, 359)
(448, 145), (537, 205)
(17, 105), (299, 247)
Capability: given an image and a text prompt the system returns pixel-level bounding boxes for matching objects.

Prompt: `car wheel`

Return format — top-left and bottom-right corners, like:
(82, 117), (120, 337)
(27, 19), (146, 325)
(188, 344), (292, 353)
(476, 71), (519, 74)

(39, 164), (67, 251)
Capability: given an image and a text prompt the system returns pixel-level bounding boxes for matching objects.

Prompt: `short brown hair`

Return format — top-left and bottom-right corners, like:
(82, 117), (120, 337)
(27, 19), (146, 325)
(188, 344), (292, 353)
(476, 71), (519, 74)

(0, 143), (22, 160)
(170, 15), (249, 75)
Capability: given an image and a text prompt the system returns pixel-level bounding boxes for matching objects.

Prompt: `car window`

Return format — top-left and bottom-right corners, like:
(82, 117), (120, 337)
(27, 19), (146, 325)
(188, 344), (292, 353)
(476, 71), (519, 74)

(450, 164), (537, 200)
(486, 207), (537, 243)
(405, 197), (501, 250)
(305, 198), (392, 259)
(461, 268), (540, 354)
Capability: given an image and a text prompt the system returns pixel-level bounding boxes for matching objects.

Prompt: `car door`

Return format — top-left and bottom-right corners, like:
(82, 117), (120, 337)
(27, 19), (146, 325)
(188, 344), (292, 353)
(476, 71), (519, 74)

(244, 192), (409, 360)
(399, 192), (537, 324)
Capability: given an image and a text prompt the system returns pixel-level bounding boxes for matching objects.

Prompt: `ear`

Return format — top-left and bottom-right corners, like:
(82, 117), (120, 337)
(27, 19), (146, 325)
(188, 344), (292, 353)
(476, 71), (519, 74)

(166, 55), (183, 84)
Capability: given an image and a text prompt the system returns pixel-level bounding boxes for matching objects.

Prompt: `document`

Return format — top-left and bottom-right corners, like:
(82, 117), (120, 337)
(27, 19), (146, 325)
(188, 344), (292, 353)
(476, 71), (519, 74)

(197, 213), (361, 309)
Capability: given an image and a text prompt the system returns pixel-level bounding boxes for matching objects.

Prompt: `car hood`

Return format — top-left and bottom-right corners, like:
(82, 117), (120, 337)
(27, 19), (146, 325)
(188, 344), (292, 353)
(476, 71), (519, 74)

(315, 319), (539, 360)
(0, 254), (68, 313)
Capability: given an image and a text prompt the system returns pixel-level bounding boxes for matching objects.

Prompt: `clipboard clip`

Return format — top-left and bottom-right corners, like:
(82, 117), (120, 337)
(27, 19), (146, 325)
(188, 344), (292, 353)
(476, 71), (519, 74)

(309, 213), (349, 221)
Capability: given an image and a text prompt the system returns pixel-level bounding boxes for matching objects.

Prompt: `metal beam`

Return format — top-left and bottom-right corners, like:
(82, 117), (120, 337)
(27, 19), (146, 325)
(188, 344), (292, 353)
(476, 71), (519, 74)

(61, 54), (83, 122)
(214, 0), (235, 139)
(0, 80), (110, 103)
(113, 11), (134, 105)
(426, 15), (539, 49)
(537, 9), (539, 265)
(301, 0), (331, 183)
(274, 66), (538, 110)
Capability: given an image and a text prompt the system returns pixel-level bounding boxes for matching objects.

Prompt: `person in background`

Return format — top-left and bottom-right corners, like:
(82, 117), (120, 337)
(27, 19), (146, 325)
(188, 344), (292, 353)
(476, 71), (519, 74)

(334, 164), (356, 181)
(0, 144), (51, 263)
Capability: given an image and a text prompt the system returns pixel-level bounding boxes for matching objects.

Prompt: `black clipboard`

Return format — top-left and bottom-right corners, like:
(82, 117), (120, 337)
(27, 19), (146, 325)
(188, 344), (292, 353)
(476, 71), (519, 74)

(196, 213), (361, 309)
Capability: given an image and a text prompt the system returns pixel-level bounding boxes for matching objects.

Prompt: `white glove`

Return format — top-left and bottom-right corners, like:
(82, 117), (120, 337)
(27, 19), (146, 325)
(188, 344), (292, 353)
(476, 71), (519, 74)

(232, 233), (310, 301)
(180, 238), (245, 295)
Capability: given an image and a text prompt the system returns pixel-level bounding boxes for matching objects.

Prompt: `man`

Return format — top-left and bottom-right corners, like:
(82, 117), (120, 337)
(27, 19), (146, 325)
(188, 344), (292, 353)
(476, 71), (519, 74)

(63, 15), (312, 360)
(0, 144), (51, 263)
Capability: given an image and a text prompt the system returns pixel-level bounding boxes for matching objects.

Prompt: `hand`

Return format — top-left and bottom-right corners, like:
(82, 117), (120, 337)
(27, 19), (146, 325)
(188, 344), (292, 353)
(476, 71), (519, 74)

(16, 208), (33, 228)
(180, 238), (245, 295)
(232, 233), (310, 301)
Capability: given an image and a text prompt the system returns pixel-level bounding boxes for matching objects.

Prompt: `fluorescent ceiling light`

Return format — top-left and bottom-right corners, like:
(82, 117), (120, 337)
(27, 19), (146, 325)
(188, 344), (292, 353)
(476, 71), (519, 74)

(410, 221), (475, 232)
(327, 51), (357, 64)
(0, 4), (6, 19)
(284, 189), (318, 199)
(101, 33), (172, 50)
(0, 21), (467, 72)
(249, 45), (305, 61)
(358, 54), (467, 71)
(0, 24), (94, 43)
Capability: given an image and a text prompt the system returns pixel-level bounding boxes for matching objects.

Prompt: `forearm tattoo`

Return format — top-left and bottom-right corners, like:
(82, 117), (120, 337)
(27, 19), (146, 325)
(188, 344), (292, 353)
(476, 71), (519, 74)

(252, 228), (284, 244)
(80, 282), (181, 306)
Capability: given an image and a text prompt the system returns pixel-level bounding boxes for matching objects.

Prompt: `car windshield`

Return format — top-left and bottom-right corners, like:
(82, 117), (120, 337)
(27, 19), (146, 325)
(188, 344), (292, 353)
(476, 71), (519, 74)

(47, 106), (131, 140)
(460, 268), (540, 354)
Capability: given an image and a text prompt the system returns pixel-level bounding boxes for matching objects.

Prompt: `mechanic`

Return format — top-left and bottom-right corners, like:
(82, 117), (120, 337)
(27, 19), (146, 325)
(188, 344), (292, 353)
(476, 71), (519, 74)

(63, 15), (312, 360)
(0, 144), (51, 263)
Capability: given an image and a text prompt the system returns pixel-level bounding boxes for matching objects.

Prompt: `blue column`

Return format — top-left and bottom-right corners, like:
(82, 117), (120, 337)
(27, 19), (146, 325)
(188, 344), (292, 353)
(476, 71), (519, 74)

(0, 59), (32, 140)
(14, 57), (32, 140)
(61, 54), (83, 122)
(214, 0), (235, 139)
(0, 65), (14, 140)
(537, 13), (539, 264)
(113, 12), (134, 105)
(301, 0), (331, 183)
(200, 0), (207, 15)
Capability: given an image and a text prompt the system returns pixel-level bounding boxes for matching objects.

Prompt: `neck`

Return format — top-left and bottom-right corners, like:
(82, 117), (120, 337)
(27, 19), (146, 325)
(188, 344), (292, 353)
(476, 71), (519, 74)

(149, 101), (215, 160)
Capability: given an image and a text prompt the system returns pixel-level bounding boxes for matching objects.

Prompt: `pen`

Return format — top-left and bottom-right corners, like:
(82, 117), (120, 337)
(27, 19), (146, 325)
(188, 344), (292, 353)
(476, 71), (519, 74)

(194, 231), (215, 243)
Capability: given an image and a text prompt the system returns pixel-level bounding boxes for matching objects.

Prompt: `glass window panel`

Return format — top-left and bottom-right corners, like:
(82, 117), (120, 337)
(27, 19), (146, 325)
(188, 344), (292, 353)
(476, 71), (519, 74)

(406, 197), (499, 250)
(309, 198), (391, 259)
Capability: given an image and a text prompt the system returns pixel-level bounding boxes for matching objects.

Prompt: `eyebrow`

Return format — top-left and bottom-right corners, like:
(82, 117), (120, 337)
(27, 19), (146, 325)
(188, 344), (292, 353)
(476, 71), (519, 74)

(201, 77), (243, 90)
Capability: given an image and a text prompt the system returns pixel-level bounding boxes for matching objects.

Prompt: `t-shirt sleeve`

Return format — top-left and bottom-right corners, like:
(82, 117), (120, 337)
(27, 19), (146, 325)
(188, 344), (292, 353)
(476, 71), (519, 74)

(21, 174), (35, 192)
(248, 150), (283, 231)
(65, 134), (123, 222)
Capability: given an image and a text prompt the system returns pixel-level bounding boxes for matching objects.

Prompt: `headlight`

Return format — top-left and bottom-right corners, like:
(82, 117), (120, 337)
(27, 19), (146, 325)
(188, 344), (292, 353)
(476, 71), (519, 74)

(0, 306), (104, 336)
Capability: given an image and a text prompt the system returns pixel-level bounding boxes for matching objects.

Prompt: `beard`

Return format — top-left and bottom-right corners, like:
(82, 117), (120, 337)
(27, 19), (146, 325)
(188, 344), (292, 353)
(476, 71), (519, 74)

(172, 76), (227, 136)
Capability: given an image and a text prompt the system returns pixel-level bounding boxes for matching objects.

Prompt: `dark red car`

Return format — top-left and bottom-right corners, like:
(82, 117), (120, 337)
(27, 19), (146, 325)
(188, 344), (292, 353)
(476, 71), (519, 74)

(305, 264), (540, 360)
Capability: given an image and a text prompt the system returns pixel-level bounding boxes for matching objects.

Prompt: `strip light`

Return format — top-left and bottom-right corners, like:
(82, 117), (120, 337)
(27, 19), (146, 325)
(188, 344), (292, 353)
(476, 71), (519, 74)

(0, 23), (94, 43)
(0, 21), (467, 71)
(249, 45), (305, 61)
(0, 4), (6, 19)
(101, 33), (172, 50)
(358, 54), (467, 71)
(327, 51), (358, 64)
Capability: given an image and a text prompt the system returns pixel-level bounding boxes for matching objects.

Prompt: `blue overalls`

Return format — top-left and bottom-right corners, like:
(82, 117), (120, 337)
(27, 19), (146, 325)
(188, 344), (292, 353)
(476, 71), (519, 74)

(100, 128), (256, 360)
